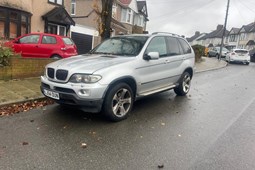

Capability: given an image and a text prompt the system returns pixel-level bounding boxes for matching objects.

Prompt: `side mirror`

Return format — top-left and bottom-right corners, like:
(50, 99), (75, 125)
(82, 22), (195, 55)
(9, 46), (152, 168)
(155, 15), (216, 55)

(13, 39), (19, 43)
(144, 52), (159, 60)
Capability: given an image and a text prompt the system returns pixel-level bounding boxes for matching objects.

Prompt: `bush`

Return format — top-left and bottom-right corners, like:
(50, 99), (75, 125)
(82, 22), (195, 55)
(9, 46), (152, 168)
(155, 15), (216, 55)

(0, 43), (20, 67)
(192, 45), (205, 62)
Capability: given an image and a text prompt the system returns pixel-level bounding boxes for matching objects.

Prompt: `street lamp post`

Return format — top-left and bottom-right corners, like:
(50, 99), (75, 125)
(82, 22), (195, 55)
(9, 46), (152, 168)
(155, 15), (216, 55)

(219, 0), (230, 60)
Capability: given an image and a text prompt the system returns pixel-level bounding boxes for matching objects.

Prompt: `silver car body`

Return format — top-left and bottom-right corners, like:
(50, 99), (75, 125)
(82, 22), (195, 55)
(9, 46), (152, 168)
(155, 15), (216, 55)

(41, 33), (195, 113)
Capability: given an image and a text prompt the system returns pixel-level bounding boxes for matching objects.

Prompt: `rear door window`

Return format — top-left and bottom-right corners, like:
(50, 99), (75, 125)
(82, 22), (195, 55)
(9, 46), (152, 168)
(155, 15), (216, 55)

(42, 36), (57, 44)
(178, 39), (191, 54)
(166, 36), (181, 56)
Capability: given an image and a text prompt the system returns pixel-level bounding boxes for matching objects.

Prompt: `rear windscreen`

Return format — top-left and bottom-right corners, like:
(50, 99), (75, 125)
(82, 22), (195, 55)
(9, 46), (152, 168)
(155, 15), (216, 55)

(235, 50), (248, 54)
(62, 38), (74, 45)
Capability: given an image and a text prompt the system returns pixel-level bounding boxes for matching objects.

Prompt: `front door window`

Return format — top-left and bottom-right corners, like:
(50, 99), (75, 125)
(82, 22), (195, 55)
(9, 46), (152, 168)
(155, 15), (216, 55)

(47, 24), (66, 36)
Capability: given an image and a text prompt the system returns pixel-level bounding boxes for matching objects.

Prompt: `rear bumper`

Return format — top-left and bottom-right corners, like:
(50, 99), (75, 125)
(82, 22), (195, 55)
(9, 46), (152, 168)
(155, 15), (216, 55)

(229, 58), (250, 64)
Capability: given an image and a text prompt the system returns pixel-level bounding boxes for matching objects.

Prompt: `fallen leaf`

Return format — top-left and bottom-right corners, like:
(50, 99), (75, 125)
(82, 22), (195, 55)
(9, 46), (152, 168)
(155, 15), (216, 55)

(158, 164), (164, 168)
(22, 142), (29, 145)
(161, 123), (165, 126)
(81, 143), (87, 148)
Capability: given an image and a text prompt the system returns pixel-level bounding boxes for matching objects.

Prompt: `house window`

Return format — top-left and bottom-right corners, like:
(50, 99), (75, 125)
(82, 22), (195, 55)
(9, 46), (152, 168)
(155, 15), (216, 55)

(47, 23), (66, 36)
(240, 33), (246, 41)
(127, 9), (132, 23)
(71, 0), (76, 15)
(121, 8), (133, 24)
(48, 0), (63, 5)
(0, 7), (31, 39)
(112, 3), (117, 19)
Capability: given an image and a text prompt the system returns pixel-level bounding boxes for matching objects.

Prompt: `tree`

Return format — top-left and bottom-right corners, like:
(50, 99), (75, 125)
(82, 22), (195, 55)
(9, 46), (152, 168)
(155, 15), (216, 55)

(93, 0), (113, 41)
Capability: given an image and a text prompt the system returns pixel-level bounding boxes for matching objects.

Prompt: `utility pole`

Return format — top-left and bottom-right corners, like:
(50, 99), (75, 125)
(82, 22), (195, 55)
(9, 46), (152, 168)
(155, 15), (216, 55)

(219, 0), (230, 60)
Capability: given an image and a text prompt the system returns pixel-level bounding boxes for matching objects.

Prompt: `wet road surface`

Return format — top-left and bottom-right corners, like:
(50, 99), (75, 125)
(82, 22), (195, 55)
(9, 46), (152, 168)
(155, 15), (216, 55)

(0, 63), (255, 170)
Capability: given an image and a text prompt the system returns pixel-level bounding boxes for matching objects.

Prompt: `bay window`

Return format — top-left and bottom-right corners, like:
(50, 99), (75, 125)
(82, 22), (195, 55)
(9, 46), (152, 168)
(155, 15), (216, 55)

(0, 7), (31, 39)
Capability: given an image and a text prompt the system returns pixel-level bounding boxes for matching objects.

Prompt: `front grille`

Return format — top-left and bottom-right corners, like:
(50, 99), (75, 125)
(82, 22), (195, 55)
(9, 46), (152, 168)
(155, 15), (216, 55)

(47, 68), (55, 79)
(56, 69), (68, 80)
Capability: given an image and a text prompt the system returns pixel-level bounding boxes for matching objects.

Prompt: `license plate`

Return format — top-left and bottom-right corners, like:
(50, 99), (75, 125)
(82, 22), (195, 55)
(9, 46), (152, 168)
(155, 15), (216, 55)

(43, 89), (59, 100)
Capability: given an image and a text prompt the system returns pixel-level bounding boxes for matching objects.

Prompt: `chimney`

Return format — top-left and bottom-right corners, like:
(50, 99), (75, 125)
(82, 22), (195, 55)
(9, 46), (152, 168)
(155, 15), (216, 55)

(217, 25), (223, 30)
(195, 31), (200, 36)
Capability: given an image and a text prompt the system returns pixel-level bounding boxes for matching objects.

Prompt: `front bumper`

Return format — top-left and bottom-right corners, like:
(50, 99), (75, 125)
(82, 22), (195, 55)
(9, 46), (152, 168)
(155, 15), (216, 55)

(41, 76), (108, 113)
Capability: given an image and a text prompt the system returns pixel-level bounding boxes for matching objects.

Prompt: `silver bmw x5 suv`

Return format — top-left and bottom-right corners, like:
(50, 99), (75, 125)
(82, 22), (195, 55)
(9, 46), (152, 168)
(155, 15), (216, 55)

(41, 32), (195, 121)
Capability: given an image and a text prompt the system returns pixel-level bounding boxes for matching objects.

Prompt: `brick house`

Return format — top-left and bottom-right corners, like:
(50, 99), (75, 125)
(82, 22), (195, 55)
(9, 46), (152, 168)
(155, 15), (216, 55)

(0, 0), (75, 39)
(0, 0), (149, 54)
(67, 0), (149, 54)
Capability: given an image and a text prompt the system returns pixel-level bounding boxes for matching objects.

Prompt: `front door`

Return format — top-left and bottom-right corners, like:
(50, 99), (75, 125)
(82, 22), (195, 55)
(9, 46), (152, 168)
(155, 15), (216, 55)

(14, 34), (42, 58)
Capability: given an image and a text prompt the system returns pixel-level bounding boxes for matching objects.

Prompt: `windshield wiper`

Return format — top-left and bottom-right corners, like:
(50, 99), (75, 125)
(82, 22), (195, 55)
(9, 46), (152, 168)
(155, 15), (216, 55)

(92, 52), (116, 55)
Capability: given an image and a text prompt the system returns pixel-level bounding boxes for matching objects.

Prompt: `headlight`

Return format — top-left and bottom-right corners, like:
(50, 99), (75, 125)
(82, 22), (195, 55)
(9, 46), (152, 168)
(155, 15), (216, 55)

(69, 74), (102, 83)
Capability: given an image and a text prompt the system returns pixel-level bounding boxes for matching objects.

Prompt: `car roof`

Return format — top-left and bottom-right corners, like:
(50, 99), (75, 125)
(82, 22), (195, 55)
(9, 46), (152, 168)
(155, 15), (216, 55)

(21, 32), (69, 38)
(113, 33), (186, 40)
(233, 49), (248, 51)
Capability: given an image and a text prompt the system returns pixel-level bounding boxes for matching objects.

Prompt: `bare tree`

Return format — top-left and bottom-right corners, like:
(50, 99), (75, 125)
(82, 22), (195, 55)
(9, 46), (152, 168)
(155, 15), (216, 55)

(93, 0), (113, 41)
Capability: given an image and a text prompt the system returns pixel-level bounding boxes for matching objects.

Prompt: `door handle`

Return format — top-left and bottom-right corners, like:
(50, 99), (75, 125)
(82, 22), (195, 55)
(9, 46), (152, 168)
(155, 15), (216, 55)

(35, 45), (39, 48)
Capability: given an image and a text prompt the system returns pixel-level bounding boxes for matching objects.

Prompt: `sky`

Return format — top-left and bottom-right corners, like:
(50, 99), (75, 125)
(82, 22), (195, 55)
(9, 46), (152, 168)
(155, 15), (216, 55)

(145, 0), (255, 37)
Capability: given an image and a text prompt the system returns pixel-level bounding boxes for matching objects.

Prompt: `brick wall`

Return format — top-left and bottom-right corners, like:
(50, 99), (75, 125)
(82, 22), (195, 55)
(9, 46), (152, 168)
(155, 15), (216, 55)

(0, 57), (54, 80)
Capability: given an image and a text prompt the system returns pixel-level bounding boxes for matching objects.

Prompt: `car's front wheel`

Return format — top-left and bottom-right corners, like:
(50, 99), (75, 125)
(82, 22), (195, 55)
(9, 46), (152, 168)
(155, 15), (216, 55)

(103, 83), (134, 122)
(174, 72), (191, 96)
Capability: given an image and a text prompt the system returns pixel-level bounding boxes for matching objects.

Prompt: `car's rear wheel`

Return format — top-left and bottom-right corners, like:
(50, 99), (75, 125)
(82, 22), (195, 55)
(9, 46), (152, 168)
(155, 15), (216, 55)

(174, 72), (191, 96)
(51, 55), (62, 59)
(103, 83), (134, 122)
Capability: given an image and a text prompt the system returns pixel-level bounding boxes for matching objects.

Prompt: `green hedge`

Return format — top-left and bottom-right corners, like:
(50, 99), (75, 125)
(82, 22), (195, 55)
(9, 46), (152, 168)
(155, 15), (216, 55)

(192, 45), (205, 62)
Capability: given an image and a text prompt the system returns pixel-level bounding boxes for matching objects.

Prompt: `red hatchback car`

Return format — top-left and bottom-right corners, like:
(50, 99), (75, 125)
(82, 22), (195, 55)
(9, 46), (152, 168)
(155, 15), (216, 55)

(6, 33), (78, 59)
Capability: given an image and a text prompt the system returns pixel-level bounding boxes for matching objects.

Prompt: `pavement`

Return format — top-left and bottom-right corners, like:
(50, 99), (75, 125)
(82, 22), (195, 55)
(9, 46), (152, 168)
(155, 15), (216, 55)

(0, 57), (227, 107)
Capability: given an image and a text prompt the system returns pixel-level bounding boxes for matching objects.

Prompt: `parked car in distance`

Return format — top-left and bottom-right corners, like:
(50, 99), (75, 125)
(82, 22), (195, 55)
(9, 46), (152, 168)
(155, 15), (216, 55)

(226, 49), (250, 65)
(41, 32), (195, 121)
(5, 33), (77, 59)
(208, 46), (229, 58)
(249, 48), (255, 62)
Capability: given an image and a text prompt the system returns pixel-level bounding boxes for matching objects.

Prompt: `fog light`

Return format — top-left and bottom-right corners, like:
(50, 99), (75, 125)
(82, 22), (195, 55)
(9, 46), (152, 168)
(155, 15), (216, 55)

(79, 89), (90, 96)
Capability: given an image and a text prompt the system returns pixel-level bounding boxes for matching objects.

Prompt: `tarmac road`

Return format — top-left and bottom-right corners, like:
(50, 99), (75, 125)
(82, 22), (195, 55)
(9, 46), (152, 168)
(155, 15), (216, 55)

(0, 63), (255, 170)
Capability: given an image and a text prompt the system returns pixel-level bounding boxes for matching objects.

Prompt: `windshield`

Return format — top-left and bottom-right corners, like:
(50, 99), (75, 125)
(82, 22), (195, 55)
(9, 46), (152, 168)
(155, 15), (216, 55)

(91, 36), (149, 56)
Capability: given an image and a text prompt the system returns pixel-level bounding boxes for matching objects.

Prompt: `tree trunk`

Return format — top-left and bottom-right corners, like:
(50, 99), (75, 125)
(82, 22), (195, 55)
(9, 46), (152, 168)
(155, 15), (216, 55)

(100, 0), (113, 41)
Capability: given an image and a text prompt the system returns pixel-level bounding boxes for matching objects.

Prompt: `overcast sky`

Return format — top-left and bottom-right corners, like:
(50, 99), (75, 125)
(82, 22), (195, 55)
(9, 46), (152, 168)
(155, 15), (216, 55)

(146, 0), (255, 37)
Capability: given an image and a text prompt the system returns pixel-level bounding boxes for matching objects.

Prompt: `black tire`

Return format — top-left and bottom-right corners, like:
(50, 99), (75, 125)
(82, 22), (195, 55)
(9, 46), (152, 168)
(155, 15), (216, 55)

(174, 72), (191, 96)
(245, 62), (250, 65)
(103, 83), (134, 122)
(51, 54), (62, 59)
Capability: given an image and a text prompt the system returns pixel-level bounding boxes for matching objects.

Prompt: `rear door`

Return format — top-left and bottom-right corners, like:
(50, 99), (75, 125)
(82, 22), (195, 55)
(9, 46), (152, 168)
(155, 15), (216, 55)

(39, 35), (59, 58)
(164, 36), (185, 83)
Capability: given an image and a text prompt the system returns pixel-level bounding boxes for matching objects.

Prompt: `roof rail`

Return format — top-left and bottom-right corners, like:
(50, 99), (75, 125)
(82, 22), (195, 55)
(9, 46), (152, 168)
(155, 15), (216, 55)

(152, 32), (181, 37)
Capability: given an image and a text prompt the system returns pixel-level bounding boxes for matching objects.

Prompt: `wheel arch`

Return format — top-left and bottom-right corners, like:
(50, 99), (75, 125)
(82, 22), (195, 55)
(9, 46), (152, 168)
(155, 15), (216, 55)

(183, 67), (193, 79)
(103, 76), (137, 100)
(50, 54), (62, 59)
